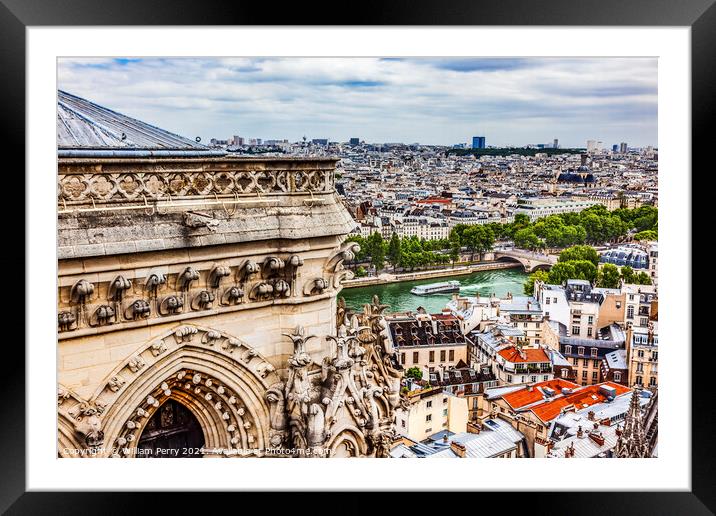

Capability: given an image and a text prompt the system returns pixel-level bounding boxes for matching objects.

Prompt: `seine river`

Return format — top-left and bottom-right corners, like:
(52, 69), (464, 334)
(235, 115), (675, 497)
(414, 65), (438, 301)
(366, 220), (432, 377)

(340, 267), (529, 314)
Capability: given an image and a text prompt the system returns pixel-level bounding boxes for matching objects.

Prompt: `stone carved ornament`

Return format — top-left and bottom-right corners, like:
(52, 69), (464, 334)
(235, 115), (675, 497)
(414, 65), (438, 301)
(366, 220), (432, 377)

(265, 295), (402, 457)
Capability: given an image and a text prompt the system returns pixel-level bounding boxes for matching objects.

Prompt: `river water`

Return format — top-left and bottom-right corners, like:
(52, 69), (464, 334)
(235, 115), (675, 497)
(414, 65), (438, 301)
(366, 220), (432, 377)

(340, 267), (528, 314)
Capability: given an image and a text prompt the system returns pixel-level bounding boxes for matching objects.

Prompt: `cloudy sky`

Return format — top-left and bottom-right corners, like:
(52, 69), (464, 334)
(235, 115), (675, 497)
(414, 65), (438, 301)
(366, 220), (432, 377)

(57, 57), (657, 147)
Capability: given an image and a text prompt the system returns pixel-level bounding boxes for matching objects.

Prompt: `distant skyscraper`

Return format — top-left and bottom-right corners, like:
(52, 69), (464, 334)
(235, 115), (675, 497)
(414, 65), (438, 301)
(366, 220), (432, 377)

(620, 142), (628, 153)
(612, 144), (619, 152)
(312, 138), (328, 145)
(349, 138), (360, 146)
(553, 138), (559, 149)
(472, 136), (486, 149)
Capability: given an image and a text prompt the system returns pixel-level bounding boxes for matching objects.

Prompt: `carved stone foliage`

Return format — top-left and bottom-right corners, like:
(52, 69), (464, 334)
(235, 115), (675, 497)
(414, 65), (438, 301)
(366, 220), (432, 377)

(58, 168), (332, 204)
(265, 295), (400, 458)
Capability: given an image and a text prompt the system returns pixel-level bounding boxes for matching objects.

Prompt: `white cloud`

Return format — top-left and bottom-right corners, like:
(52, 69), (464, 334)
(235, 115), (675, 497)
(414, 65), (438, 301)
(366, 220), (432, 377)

(57, 57), (657, 146)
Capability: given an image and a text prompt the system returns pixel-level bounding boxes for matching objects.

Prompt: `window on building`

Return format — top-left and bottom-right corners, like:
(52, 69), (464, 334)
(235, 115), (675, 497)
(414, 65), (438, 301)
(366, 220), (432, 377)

(531, 376), (537, 382)
(535, 339), (540, 345)
(426, 414), (432, 422)
(627, 306), (634, 319)
(652, 351), (658, 360)
(553, 297), (558, 303)
(587, 327), (593, 337)
(443, 397), (448, 404)
(641, 318), (648, 327)
(591, 348), (598, 357)
(449, 350), (455, 361)
(546, 297), (550, 304)
(429, 351), (435, 362)
(593, 359), (600, 368)
(561, 369), (569, 378)
(507, 375), (512, 383)
(592, 371), (598, 380)
(413, 352), (419, 363)
(440, 350), (446, 361)
(401, 353), (405, 364)
(565, 345), (572, 355)
(588, 316), (594, 324)
(638, 350), (645, 358)
(401, 420), (406, 428)
(572, 326), (580, 336)
(629, 294), (635, 301)
(649, 377), (657, 387)
(426, 401), (432, 408)
(636, 376), (643, 385)
(616, 301), (622, 309)
(582, 370), (588, 379)
(572, 357), (578, 366)
(578, 347), (585, 356)
(614, 372), (622, 382)
(636, 363), (644, 373)
(443, 408), (448, 416)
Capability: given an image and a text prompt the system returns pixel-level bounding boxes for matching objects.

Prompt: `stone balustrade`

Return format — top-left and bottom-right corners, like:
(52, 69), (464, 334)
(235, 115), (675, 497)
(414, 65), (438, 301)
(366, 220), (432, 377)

(58, 156), (337, 206)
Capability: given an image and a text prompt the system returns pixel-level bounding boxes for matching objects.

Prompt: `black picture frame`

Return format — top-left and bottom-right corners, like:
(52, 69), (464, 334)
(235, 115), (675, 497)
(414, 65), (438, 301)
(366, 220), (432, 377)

(3, 0), (710, 513)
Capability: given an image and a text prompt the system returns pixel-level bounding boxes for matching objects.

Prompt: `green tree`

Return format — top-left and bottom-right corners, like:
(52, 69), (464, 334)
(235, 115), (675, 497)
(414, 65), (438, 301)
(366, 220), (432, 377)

(634, 271), (653, 285)
(406, 366), (423, 381)
(367, 232), (385, 271)
(571, 260), (598, 282)
(514, 228), (543, 251)
(523, 269), (549, 296)
(558, 245), (600, 266)
(449, 236), (461, 267)
(597, 263), (621, 288)
(620, 266), (635, 284)
(387, 233), (402, 270)
(633, 230), (658, 241)
(354, 266), (367, 278)
(547, 262), (577, 285)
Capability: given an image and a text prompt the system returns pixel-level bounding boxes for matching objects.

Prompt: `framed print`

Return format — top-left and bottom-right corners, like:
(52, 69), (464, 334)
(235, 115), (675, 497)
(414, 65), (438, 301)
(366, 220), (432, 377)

(4, 0), (713, 513)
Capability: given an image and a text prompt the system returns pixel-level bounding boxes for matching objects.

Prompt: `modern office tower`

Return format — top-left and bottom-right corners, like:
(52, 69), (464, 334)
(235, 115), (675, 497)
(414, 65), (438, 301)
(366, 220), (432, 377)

(613, 144), (619, 152)
(472, 136), (486, 149)
(349, 137), (360, 145)
(620, 142), (628, 153)
(553, 138), (559, 149)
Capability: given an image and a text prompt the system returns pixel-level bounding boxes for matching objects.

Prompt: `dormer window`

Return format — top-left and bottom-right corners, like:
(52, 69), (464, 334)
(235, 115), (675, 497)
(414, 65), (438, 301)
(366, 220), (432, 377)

(578, 346), (585, 356)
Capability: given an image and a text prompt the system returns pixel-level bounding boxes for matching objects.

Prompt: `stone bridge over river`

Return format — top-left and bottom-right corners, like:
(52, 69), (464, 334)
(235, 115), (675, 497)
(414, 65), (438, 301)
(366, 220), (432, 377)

(492, 249), (557, 273)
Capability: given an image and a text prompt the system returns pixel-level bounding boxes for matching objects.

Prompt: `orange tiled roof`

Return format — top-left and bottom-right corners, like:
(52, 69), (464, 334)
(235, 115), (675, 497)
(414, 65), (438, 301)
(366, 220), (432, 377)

(498, 346), (550, 364)
(502, 379), (580, 409)
(529, 382), (631, 423)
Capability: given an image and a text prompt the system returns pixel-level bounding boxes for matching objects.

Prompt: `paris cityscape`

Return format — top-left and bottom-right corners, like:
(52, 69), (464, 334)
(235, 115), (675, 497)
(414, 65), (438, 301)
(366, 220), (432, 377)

(57, 57), (657, 459)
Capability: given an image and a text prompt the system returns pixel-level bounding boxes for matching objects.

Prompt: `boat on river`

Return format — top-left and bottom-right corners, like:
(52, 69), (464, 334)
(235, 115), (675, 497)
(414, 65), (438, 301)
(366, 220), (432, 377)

(410, 280), (461, 296)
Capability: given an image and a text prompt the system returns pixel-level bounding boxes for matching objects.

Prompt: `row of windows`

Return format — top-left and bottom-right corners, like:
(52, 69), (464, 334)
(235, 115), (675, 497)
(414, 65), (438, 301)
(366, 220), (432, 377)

(571, 358), (601, 368)
(564, 345), (599, 357)
(506, 374), (550, 383)
(634, 376), (658, 387)
(400, 349), (456, 364)
(571, 326), (594, 337)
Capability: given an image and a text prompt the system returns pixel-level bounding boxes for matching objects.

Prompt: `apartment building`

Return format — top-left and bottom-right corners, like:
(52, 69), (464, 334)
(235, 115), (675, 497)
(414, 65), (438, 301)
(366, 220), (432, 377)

(395, 387), (468, 442)
(387, 312), (468, 373)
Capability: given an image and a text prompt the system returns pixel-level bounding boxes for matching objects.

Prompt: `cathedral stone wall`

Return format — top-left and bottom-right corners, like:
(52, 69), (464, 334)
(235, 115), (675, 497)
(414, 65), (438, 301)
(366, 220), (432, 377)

(57, 156), (402, 458)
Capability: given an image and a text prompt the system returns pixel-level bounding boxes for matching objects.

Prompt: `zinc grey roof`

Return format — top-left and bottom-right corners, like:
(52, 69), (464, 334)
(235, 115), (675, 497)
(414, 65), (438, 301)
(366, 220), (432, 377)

(57, 90), (211, 151)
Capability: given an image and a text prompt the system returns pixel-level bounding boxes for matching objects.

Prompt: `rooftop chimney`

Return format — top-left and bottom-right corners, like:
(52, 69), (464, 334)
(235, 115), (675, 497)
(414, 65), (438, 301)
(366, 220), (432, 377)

(450, 441), (467, 458)
(467, 422), (482, 434)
